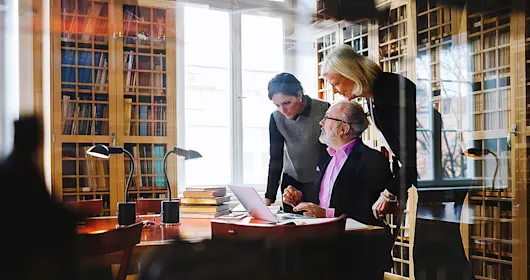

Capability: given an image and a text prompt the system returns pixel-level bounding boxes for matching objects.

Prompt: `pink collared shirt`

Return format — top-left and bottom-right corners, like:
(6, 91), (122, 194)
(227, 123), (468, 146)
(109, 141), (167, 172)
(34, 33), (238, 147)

(319, 138), (359, 218)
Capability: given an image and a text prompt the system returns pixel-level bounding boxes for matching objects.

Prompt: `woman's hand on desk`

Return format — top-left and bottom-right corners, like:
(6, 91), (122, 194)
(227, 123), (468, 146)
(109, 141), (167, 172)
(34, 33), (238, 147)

(293, 202), (326, 218)
(264, 198), (273, 206)
(283, 186), (302, 206)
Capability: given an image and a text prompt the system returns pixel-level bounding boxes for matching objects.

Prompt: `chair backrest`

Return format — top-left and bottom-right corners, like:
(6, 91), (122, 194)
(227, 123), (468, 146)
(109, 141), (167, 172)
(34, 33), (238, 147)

(211, 214), (347, 241)
(77, 222), (143, 280)
(385, 186), (418, 244)
(65, 199), (102, 217)
(136, 198), (163, 214)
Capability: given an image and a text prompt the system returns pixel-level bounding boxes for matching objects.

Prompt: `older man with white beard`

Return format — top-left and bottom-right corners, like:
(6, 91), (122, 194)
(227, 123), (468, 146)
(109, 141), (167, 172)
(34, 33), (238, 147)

(281, 101), (394, 279)
(282, 100), (393, 226)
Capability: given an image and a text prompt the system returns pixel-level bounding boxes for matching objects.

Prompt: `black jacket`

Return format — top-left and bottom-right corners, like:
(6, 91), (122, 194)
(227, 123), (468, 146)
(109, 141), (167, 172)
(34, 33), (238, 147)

(304, 141), (393, 228)
(303, 141), (394, 270)
(369, 72), (418, 198)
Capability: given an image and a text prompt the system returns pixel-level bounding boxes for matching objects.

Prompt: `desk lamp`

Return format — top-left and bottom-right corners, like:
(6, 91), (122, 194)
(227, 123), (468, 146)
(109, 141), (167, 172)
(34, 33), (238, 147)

(462, 148), (499, 190)
(86, 144), (136, 226)
(162, 147), (202, 224)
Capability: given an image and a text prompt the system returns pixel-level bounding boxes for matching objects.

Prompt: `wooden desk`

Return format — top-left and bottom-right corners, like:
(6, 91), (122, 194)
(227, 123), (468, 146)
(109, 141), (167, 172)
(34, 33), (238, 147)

(77, 215), (212, 246)
(77, 215), (383, 247)
(77, 215), (385, 276)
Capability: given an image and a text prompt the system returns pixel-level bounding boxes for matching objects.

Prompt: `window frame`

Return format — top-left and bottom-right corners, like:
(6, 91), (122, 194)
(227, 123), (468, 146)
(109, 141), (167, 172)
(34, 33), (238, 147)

(0, 0), (4, 156)
(176, 3), (288, 198)
(416, 105), (475, 190)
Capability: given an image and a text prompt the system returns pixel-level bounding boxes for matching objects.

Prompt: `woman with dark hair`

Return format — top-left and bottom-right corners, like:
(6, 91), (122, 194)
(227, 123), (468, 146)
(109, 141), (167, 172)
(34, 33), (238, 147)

(264, 73), (330, 213)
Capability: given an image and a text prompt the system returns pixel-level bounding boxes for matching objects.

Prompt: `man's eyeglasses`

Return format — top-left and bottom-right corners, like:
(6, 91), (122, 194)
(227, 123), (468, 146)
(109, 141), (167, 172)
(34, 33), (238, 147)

(322, 116), (351, 124)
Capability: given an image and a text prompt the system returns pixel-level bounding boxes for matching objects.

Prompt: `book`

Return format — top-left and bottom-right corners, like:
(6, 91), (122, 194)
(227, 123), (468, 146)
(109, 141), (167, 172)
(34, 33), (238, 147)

(180, 210), (230, 219)
(180, 204), (229, 213)
(180, 196), (230, 205)
(185, 187), (227, 192)
(183, 189), (227, 198)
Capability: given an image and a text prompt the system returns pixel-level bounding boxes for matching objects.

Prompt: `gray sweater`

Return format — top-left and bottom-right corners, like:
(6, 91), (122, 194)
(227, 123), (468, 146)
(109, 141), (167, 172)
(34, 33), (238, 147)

(265, 96), (330, 201)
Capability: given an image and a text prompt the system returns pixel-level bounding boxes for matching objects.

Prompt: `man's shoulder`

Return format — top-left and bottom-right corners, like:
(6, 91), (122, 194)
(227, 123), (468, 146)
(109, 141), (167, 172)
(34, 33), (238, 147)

(353, 142), (389, 164)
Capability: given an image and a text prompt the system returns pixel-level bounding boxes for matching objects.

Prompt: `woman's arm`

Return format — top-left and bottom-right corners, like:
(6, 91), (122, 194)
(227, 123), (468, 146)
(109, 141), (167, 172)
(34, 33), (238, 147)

(265, 114), (285, 203)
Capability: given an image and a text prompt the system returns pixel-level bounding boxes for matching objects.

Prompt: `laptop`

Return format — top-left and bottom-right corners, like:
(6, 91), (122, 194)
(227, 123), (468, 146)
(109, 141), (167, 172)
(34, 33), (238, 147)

(228, 185), (312, 223)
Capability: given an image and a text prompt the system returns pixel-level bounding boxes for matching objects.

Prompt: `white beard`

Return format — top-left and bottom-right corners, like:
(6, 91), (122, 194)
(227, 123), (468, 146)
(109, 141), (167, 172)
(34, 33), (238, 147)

(319, 129), (337, 147)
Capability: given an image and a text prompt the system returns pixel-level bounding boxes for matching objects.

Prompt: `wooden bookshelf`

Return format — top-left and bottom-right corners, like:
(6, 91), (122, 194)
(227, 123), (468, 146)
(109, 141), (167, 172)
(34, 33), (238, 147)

(316, 30), (339, 101)
(466, 0), (518, 279)
(343, 20), (370, 57)
(117, 3), (176, 201)
(379, 3), (410, 78)
(51, 0), (177, 215)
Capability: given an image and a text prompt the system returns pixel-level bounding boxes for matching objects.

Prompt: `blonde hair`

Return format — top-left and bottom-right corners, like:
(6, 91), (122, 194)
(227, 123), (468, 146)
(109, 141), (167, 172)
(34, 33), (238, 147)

(321, 44), (382, 96)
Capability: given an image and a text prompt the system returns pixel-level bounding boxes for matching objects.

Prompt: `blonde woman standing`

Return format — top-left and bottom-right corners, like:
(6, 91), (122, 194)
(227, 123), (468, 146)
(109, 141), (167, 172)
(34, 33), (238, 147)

(321, 44), (417, 218)
(322, 44), (475, 280)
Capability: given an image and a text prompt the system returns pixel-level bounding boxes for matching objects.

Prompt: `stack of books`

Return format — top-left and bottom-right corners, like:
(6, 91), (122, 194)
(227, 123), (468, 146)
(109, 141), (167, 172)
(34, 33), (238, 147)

(180, 187), (231, 218)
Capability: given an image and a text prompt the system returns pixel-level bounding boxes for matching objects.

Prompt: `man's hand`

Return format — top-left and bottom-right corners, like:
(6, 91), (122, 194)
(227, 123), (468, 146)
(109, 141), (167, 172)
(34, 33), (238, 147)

(372, 190), (397, 219)
(293, 202), (326, 218)
(282, 185), (302, 206)
(264, 198), (273, 206)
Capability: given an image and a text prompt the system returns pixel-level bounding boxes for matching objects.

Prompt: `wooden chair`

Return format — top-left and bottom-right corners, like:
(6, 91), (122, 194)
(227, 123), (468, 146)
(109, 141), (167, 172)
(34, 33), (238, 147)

(211, 214), (347, 241)
(77, 222), (144, 280)
(383, 273), (409, 280)
(65, 199), (102, 217)
(136, 198), (163, 214)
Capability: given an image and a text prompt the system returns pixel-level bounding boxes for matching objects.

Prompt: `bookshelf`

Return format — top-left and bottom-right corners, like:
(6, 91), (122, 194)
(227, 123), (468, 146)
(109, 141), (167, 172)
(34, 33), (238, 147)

(118, 4), (176, 201)
(343, 20), (370, 57)
(52, 0), (177, 215)
(316, 30), (339, 101)
(316, 20), (372, 102)
(466, 1), (515, 278)
(379, 3), (409, 78)
(526, 1), (530, 128)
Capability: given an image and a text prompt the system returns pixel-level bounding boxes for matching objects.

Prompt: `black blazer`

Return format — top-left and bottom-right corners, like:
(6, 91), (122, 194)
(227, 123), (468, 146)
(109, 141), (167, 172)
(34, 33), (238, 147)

(304, 141), (393, 229)
(370, 72), (418, 198)
(303, 141), (394, 270)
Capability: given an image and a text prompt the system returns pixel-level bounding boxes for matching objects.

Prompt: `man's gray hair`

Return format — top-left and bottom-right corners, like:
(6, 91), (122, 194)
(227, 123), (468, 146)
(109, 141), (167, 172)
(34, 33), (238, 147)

(337, 100), (369, 138)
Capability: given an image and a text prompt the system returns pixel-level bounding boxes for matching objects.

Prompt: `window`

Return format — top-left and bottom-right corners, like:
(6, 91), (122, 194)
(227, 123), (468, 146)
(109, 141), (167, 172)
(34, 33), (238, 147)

(1, 0), (20, 156)
(183, 6), (230, 186)
(241, 14), (283, 185)
(0, 0), (4, 155)
(181, 6), (284, 192)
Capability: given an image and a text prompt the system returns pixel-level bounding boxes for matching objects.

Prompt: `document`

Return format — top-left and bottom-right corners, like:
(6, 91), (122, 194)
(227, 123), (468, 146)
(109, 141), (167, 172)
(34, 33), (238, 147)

(345, 218), (369, 230)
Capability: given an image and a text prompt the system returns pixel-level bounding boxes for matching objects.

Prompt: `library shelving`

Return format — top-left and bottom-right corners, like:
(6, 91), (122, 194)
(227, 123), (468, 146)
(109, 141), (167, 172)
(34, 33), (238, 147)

(316, 30), (339, 101)
(51, 0), (177, 216)
(466, 0), (515, 278)
(379, 3), (409, 77)
(311, 0), (529, 279)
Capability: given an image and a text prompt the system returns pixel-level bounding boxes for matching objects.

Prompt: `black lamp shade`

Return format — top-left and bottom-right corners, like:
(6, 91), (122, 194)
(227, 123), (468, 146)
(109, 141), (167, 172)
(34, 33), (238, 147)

(86, 144), (137, 225)
(462, 148), (491, 158)
(175, 147), (202, 160)
(86, 144), (110, 158)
